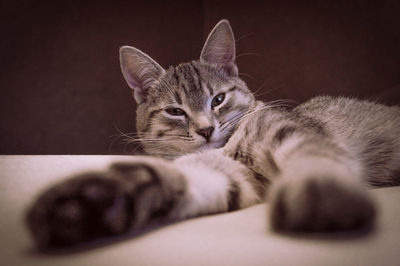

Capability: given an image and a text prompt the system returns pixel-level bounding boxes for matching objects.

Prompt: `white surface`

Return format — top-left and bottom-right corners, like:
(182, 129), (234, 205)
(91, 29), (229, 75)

(0, 155), (399, 266)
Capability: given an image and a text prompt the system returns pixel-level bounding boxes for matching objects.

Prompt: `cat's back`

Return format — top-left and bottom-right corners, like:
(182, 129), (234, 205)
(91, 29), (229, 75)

(296, 96), (400, 185)
(295, 95), (400, 137)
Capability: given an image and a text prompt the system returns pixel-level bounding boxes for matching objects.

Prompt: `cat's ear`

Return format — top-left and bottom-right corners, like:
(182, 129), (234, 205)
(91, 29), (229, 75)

(200, 19), (237, 75)
(120, 46), (165, 104)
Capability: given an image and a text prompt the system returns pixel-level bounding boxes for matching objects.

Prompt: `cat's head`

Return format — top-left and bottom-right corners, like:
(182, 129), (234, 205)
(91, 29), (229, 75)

(119, 20), (254, 157)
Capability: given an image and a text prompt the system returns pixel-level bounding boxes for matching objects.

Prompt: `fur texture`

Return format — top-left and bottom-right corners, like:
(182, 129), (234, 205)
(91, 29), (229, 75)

(26, 20), (400, 250)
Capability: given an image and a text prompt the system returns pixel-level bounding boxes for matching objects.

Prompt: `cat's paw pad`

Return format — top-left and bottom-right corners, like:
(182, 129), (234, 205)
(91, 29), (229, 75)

(26, 172), (130, 250)
(26, 161), (185, 250)
(269, 176), (376, 232)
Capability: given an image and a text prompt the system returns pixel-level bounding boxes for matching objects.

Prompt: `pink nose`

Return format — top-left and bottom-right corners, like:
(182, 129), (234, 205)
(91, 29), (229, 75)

(196, 127), (214, 141)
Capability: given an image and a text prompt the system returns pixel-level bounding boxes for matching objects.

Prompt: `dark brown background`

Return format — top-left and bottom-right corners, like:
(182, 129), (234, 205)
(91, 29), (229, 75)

(1, 0), (399, 154)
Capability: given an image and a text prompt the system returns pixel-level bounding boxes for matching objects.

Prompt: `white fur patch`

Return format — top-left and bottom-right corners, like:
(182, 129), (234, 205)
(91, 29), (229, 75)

(174, 153), (230, 218)
(172, 150), (259, 218)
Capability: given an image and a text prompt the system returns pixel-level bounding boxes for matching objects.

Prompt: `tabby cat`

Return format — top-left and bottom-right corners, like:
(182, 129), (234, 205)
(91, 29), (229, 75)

(27, 20), (400, 250)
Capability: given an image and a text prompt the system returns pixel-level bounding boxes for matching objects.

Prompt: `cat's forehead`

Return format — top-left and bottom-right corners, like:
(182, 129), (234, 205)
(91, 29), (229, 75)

(154, 61), (228, 111)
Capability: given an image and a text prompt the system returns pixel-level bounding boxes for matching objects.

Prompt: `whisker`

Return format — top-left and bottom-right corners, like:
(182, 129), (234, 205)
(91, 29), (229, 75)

(265, 99), (299, 107)
(235, 32), (255, 42)
(220, 113), (247, 131)
(251, 80), (268, 96)
(108, 124), (136, 153)
(236, 52), (262, 59)
(238, 72), (256, 80)
(254, 86), (283, 98)
(220, 112), (244, 127)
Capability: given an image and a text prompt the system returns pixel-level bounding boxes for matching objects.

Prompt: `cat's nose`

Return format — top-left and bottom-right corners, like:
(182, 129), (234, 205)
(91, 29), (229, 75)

(196, 126), (214, 141)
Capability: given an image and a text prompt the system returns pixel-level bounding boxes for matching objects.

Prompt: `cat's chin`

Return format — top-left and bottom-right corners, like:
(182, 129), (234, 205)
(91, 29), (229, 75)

(198, 139), (226, 151)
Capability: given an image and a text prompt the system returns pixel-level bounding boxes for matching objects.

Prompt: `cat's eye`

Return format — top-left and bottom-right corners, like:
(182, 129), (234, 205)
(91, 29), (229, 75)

(165, 107), (186, 116)
(211, 93), (225, 108)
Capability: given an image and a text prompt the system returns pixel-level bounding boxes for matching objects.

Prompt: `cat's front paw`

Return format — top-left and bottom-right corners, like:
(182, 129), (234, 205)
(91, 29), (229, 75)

(268, 175), (376, 233)
(26, 172), (132, 250)
(26, 160), (186, 250)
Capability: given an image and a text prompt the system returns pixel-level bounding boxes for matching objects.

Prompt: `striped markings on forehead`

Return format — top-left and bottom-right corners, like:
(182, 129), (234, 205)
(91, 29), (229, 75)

(160, 63), (238, 114)
(172, 63), (209, 112)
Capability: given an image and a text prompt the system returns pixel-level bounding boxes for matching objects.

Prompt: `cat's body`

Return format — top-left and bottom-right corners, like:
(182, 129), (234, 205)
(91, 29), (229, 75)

(27, 20), (400, 250)
(227, 96), (400, 187)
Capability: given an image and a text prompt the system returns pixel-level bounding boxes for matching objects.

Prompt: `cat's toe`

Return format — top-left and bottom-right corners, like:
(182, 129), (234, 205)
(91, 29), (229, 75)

(268, 176), (376, 233)
(26, 172), (130, 250)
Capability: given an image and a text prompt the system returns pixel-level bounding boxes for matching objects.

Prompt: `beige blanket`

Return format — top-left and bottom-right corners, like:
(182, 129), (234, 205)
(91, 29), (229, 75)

(1, 155), (399, 266)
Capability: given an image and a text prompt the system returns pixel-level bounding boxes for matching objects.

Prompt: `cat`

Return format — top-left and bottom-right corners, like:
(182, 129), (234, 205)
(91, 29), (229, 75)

(26, 19), (400, 251)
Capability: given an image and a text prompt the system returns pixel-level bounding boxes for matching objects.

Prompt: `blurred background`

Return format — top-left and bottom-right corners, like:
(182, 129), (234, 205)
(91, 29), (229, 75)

(1, 0), (399, 154)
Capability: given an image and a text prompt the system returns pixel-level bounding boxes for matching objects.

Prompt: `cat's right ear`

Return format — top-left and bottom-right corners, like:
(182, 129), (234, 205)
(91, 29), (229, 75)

(120, 46), (165, 104)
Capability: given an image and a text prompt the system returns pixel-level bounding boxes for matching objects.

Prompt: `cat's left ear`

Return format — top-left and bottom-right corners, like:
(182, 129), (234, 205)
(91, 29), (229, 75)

(200, 19), (237, 76)
(120, 46), (166, 104)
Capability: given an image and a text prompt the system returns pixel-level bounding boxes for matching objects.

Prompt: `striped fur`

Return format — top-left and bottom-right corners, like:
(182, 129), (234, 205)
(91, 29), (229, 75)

(133, 60), (253, 157)
(27, 20), (400, 250)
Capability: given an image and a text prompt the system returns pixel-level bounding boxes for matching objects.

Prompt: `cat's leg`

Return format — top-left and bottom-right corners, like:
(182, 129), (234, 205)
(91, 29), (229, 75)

(172, 150), (262, 218)
(26, 156), (183, 250)
(26, 151), (262, 250)
(267, 136), (376, 232)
